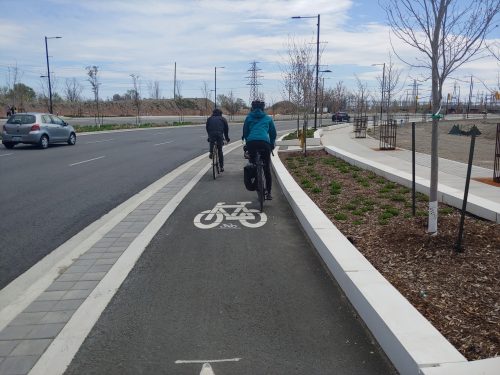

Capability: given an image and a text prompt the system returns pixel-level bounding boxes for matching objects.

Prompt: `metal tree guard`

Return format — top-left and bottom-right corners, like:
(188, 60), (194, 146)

(494, 123), (500, 183)
(380, 119), (397, 150)
(354, 116), (367, 138)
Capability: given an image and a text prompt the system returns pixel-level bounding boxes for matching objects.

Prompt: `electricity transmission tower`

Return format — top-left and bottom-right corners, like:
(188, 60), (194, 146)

(247, 61), (263, 104)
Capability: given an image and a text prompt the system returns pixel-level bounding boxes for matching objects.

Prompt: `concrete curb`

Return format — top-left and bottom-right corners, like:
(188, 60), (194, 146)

(271, 151), (500, 375)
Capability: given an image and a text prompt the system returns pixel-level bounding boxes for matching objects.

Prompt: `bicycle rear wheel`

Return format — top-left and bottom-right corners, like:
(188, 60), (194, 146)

(212, 144), (219, 179)
(256, 161), (265, 212)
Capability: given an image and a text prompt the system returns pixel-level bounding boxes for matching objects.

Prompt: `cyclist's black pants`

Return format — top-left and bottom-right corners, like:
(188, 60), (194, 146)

(209, 135), (224, 168)
(246, 140), (272, 193)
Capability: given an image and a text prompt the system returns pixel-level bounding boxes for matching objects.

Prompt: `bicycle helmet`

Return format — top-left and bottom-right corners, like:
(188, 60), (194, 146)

(212, 108), (222, 116)
(251, 100), (265, 110)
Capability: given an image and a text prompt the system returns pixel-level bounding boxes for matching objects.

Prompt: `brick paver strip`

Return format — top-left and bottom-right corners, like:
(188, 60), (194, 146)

(0, 155), (210, 375)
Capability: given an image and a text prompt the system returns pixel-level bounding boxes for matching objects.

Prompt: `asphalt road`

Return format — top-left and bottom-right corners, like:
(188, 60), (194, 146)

(64, 149), (395, 375)
(0, 120), (295, 290)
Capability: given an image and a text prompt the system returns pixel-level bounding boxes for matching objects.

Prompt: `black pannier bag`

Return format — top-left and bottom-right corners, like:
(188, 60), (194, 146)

(244, 163), (257, 191)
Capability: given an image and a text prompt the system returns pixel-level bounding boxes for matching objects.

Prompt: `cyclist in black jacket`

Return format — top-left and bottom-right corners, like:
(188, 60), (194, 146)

(206, 108), (230, 172)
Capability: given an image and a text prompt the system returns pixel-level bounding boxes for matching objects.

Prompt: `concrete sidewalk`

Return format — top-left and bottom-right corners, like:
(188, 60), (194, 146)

(320, 125), (500, 223)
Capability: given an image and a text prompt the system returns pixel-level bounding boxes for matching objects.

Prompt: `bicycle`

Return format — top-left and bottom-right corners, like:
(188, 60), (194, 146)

(244, 147), (269, 212)
(212, 142), (220, 180)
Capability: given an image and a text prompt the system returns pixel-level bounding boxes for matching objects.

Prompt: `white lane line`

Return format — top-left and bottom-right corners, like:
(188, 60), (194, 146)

(175, 358), (242, 364)
(85, 139), (114, 144)
(0, 153), (13, 157)
(154, 140), (173, 146)
(69, 156), (105, 166)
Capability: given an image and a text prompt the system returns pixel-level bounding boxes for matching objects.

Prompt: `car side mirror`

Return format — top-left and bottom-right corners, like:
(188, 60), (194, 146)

(62, 121), (68, 126)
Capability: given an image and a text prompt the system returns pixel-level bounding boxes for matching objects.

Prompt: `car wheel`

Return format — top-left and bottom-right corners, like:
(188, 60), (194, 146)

(67, 133), (76, 145)
(3, 142), (15, 149)
(39, 135), (49, 149)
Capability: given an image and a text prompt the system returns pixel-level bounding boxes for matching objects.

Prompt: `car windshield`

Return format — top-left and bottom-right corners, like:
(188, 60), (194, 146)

(6, 114), (36, 125)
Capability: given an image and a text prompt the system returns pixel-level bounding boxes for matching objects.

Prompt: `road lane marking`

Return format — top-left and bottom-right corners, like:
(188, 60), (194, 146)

(0, 153), (13, 157)
(154, 140), (174, 146)
(175, 358), (242, 364)
(85, 139), (114, 144)
(69, 156), (105, 166)
(200, 363), (215, 375)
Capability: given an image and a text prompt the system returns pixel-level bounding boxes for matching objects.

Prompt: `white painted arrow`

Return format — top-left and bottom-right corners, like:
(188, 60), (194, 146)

(200, 363), (215, 375)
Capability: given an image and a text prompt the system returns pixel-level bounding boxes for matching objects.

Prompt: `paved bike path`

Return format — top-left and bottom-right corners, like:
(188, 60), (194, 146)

(61, 149), (394, 374)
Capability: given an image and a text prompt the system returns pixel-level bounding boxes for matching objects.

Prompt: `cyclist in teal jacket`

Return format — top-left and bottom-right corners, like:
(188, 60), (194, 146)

(242, 100), (277, 200)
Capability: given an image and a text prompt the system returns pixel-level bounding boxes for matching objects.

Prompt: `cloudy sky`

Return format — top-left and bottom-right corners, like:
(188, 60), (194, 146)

(1, 0), (499, 105)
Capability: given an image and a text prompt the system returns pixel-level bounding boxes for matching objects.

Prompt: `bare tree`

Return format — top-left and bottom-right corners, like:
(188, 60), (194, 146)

(64, 78), (83, 102)
(383, 0), (500, 234)
(218, 91), (245, 120)
(6, 64), (22, 109)
(130, 74), (141, 125)
(325, 81), (349, 113)
(147, 80), (161, 99)
(376, 54), (403, 115)
(200, 81), (212, 118)
(354, 75), (370, 117)
(281, 36), (316, 144)
(86, 65), (102, 126)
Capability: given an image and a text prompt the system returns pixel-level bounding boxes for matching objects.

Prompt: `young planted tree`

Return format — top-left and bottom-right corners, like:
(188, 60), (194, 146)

(377, 54), (402, 115)
(64, 78), (83, 116)
(86, 65), (102, 126)
(200, 81), (212, 118)
(130, 74), (141, 125)
(383, 0), (500, 234)
(147, 80), (161, 100)
(281, 36), (316, 149)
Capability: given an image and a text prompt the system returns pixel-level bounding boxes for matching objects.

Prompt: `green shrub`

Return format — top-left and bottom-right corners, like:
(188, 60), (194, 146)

(439, 207), (454, 215)
(334, 213), (348, 221)
(390, 194), (406, 202)
(379, 212), (393, 220)
(311, 187), (322, 193)
(352, 209), (364, 216)
(384, 182), (397, 190)
(353, 220), (363, 225)
(376, 177), (386, 184)
(398, 187), (411, 194)
(330, 181), (342, 195)
(301, 179), (313, 189)
(344, 204), (357, 211)
(385, 207), (400, 216)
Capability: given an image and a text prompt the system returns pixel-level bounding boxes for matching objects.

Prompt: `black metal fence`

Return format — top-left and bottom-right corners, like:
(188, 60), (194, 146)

(494, 123), (500, 183)
(380, 119), (397, 150)
(354, 116), (368, 138)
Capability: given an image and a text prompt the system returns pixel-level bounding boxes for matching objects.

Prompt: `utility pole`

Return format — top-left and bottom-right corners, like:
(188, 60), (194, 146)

(246, 61), (262, 104)
(467, 75), (473, 118)
(174, 62), (177, 99)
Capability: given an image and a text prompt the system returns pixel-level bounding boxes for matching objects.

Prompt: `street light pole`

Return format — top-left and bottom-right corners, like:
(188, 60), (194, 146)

(314, 14), (320, 130)
(214, 66), (225, 109)
(44, 36), (62, 114)
(372, 62), (385, 124)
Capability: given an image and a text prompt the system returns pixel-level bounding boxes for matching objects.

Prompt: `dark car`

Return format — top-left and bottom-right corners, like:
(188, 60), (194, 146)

(332, 112), (350, 122)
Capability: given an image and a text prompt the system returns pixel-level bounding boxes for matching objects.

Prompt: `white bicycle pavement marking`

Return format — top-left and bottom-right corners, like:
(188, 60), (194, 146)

(193, 202), (267, 229)
(175, 358), (242, 375)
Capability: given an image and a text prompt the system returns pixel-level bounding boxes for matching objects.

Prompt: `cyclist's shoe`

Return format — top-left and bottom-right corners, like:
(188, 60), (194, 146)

(220, 166), (224, 172)
(265, 192), (273, 200)
(209, 153), (213, 159)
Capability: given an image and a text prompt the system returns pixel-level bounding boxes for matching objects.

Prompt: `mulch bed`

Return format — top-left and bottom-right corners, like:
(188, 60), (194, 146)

(280, 150), (500, 361)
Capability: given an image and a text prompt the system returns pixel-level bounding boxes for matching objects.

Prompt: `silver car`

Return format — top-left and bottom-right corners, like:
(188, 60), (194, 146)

(2, 113), (76, 149)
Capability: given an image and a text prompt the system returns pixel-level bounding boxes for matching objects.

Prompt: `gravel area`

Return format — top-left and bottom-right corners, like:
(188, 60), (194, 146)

(369, 118), (498, 169)
(280, 138), (499, 361)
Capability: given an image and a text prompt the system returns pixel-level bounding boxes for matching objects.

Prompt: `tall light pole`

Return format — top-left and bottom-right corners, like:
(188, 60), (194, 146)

(319, 70), (332, 127)
(372, 63), (385, 124)
(292, 14), (321, 130)
(44, 36), (62, 114)
(214, 66), (225, 109)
